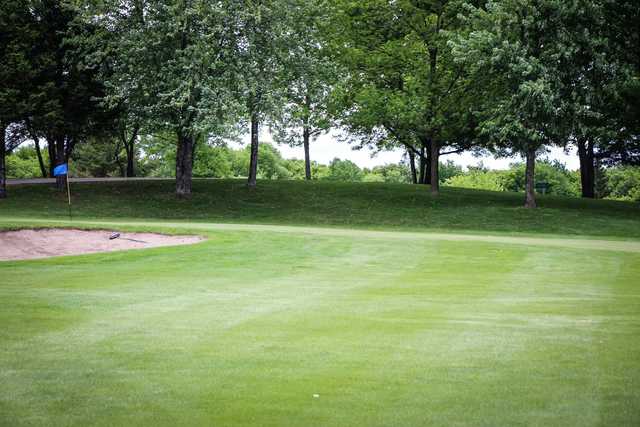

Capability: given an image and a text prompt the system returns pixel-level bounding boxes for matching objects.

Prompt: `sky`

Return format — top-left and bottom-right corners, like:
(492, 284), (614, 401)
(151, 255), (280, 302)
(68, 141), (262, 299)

(235, 130), (581, 171)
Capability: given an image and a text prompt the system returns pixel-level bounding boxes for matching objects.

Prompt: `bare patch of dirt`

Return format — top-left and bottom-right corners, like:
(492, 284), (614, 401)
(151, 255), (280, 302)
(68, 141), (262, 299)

(0, 228), (204, 261)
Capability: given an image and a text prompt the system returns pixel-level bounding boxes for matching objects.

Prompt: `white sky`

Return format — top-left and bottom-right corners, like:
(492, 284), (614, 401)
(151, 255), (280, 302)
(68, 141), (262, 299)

(236, 130), (581, 171)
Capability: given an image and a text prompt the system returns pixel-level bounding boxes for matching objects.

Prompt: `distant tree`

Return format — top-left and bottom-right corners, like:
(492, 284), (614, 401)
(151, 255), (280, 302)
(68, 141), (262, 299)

(72, 136), (126, 177)
(439, 160), (464, 183)
(603, 166), (640, 202)
(270, 0), (336, 180)
(445, 161), (581, 197)
(235, 0), (292, 187)
(5, 145), (45, 179)
(365, 164), (412, 184)
(193, 144), (234, 178)
(324, 158), (363, 182)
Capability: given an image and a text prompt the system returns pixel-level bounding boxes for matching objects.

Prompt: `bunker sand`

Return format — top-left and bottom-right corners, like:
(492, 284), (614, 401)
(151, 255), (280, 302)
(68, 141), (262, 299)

(0, 228), (203, 261)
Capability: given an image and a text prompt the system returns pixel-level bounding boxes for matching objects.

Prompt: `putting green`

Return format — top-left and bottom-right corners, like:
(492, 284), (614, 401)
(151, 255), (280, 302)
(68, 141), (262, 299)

(1, 222), (639, 426)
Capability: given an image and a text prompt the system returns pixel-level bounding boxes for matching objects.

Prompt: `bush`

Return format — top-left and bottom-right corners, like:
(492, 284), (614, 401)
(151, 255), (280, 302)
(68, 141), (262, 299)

(445, 169), (507, 191)
(604, 166), (640, 202)
(6, 146), (45, 178)
(446, 160), (581, 197)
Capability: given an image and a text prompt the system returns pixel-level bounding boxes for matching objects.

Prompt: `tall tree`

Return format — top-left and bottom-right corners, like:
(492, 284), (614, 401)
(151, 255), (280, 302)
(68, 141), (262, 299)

(270, 0), (335, 180)
(236, 0), (292, 187)
(0, 0), (37, 198)
(23, 0), (113, 190)
(89, 0), (241, 196)
(329, 0), (477, 195)
(569, 0), (640, 198)
(453, 0), (569, 208)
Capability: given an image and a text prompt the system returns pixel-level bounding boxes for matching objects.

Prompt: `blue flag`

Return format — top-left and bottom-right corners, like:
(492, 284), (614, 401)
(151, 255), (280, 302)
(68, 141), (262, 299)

(53, 164), (68, 177)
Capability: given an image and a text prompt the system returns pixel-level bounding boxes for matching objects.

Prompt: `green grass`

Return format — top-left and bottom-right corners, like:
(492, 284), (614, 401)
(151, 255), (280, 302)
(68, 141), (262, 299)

(1, 181), (640, 425)
(1, 179), (639, 238)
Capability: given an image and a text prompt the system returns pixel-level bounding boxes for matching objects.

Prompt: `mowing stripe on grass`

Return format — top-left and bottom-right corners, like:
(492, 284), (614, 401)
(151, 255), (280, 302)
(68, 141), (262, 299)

(2, 218), (640, 253)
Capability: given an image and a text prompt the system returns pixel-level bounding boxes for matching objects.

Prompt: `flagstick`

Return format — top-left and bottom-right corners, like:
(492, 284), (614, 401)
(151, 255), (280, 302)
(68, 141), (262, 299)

(66, 173), (72, 222)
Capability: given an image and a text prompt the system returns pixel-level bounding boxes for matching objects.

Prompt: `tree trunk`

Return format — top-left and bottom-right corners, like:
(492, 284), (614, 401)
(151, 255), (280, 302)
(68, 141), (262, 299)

(425, 147), (432, 185)
(0, 124), (6, 199)
(121, 125), (138, 178)
(303, 126), (311, 180)
(418, 146), (426, 184)
(247, 113), (259, 188)
(126, 144), (135, 177)
(577, 138), (595, 198)
(47, 137), (55, 178)
(175, 131), (194, 197)
(34, 139), (47, 177)
(408, 149), (417, 184)
(429, 140), (440, 195)
(524, 147), (537, 208)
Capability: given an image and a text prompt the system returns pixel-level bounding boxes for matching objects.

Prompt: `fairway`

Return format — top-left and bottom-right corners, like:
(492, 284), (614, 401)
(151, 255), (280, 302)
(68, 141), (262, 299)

(2, 220), (639, 426)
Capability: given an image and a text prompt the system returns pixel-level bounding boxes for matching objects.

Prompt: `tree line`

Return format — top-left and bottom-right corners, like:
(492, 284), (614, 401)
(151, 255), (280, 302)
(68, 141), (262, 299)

(8, 138), (640, 201)
(1, 0), (638, 207)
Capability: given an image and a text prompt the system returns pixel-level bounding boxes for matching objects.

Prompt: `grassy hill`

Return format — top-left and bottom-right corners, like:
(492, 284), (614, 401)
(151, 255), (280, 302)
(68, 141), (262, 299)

(2, 179), (639, 239)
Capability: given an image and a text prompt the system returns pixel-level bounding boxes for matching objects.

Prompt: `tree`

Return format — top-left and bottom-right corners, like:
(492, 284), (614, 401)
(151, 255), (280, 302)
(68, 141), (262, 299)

(554, 0), (640, 198)
(453, 0), (571, 208)
(89, 0), (242, 196)
(20, 1), (115, 190)
(270, 0), (336, 180)
(0, 0), (37, 198)
(325, 158), (363, 182)
(235, 0), (292, 187)
(329, 0), (478, 195)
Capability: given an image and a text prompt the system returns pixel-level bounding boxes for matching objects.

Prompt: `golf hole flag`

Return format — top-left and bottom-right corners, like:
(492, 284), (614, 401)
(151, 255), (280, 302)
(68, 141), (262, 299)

(53, 163), (68, 177)
(54, 163), (73, 221)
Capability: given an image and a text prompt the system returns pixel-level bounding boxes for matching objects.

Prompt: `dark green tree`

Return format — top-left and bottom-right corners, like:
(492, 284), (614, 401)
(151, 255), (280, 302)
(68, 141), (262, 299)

(0, 0), (37, 198)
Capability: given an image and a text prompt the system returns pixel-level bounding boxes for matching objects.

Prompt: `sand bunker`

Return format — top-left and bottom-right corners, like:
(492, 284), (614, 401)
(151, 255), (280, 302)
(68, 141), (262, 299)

(0, 228), (203, 261)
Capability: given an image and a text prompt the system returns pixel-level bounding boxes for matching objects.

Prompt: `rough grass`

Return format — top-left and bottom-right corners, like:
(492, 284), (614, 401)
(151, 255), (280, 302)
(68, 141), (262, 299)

(1, 179), (639, 239)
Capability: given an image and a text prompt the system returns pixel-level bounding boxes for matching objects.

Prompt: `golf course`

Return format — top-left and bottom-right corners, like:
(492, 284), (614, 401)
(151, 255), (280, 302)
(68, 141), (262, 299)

(2, 0), (639, 424)
(1, 180), (639, 426)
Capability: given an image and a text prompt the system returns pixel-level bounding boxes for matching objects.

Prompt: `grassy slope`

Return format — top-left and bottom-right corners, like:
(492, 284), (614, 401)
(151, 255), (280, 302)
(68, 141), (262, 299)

(1, 179), (639, 239)
(1, 181), (640, 425)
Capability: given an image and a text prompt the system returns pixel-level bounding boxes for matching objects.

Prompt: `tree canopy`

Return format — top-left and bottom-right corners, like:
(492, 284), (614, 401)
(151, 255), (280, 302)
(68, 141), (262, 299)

(0, 0), (638, 206)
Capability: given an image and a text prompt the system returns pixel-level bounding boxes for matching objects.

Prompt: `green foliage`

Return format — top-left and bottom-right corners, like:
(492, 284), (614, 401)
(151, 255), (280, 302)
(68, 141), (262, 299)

(452, 0), (568, 153)
(363, 164), (411, 184)
(439, 160), (464, 183)
(325, 158), (363, 182)
(193, 145), (234, 179)
(445, 161), (581, 197)
(270, 0), (336, 151)
(5, 146), (43, 179)
(603, 166), (640, 202)
(329, 0), (477, 159)
(446, 169), (508, 192)
(72, 138), (126, 178)
(501, 161), (581, 197)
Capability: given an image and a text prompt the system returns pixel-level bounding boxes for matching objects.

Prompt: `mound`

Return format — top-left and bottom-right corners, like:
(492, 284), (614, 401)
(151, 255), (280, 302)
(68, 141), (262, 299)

(0, 228), (203, 261)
